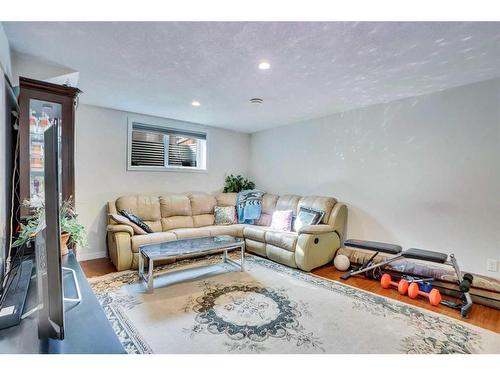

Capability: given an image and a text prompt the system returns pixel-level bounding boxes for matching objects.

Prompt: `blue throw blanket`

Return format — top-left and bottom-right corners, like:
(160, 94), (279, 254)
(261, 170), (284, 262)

(236, 190), (265, 224)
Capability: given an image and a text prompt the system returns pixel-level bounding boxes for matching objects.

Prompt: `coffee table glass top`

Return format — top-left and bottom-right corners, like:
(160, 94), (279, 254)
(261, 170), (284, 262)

(139, 235), (244, 259)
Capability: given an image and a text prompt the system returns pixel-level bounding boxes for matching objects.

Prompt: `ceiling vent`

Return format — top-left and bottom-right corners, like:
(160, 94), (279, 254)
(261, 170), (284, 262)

(250, 98), (263, 104)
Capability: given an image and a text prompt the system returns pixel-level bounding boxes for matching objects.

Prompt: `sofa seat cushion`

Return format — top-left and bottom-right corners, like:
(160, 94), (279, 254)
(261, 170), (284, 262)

(167, 227), (211, 240)
(131, 232), (177, 253)
(203, 225), (238, 237)
(265, 230), (298, 252)
(243, 226), (269, 242)
(204, 224), (249, 238)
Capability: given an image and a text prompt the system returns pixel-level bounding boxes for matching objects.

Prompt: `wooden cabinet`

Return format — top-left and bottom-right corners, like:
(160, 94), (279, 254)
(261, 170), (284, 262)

(18, 77), (81, 217)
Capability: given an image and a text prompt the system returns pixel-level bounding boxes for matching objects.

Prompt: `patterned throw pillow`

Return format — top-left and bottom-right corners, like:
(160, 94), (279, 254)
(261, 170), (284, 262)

(119, 209), (153, 233)
(214, 206), (236, 225)
(270, 210), (293, 231)
(293, 206), (325, 232)
(109, 214), (148, 235)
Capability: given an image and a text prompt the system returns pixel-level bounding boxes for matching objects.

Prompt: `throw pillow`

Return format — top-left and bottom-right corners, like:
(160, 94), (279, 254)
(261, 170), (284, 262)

(214, 206), (236, 225)
(109, 213), (148, 235)
(270, 210), (293, 231)
(119, 209), (153, 233)
(293, 206), (325, 232)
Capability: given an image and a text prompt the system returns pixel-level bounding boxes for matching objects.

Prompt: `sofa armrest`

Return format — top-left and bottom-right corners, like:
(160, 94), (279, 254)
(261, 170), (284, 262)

(297, 224), (334, 235)
(107, 224), (134, 236)
(295, 231), (340, 271)
(327, 202), (347, 241)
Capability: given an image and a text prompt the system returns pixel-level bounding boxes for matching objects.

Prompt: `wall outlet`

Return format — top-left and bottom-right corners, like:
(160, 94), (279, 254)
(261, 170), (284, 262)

(487, 259), (498, 272)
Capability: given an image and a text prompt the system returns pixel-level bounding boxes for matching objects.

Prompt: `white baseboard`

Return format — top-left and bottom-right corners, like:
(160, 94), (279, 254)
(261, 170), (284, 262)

(77, 250), (107, 261)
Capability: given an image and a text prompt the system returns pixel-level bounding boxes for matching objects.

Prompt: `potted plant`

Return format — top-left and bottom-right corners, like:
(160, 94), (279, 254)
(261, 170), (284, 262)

(13, 198), (87, 256)
(223, 174), (256, 193)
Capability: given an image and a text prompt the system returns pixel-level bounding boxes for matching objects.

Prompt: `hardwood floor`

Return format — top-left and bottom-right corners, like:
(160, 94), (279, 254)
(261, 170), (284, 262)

(80, 257), (500, 333)
(313, 264), (500, 333)
(80, 257), (117, 278)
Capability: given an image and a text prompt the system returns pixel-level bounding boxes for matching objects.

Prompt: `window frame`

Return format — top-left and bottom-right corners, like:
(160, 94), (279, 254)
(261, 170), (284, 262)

(127, 117), (209, 173)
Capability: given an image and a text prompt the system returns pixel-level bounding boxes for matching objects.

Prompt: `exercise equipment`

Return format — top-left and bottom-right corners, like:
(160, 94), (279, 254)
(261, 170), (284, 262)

(333, 254), (350, 271)
(408, 282), (442, 306)
(439, 255), (474, 317)
(341, 239), (474, 317)
(402, 276), (434, 293)
(380, 274), (409, 295)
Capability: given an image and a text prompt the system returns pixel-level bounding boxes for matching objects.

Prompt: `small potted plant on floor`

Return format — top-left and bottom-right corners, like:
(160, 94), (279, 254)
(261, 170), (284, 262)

(13, 198), (87, 255)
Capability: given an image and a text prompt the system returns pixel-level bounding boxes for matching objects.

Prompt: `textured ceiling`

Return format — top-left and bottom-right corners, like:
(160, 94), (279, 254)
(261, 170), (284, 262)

(3, 22), (500, 133)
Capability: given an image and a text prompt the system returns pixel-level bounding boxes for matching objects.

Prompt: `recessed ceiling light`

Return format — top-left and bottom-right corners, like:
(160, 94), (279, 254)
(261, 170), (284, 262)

(258, 61), (271, 70)
(250, 98), (263, 104)
(191, 101), (201, 107)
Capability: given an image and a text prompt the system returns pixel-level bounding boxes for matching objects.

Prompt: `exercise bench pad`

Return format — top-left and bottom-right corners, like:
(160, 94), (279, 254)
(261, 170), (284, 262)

(344, 239), (402, 254)
(403, 248), (448, 263)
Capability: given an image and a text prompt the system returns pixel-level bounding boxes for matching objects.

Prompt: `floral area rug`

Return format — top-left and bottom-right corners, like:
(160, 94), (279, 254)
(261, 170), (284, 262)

(89, 253), (500, 354)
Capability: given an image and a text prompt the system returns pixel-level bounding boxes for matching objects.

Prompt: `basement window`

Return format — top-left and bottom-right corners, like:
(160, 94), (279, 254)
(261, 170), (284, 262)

(127, 121), (207, 172)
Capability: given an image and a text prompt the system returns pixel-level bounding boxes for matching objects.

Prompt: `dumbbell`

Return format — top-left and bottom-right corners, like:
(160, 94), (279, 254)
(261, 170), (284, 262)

(408, 282), (442, 306)
(380, 274), (409, 295)
(460, 273), (473, 292)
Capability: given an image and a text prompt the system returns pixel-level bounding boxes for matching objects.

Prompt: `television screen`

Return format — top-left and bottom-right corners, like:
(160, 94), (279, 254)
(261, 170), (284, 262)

(35, 123), (64, 340)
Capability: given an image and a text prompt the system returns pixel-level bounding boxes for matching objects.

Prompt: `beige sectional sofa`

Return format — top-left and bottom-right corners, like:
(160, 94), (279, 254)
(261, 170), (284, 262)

(106, 192), (347, 272)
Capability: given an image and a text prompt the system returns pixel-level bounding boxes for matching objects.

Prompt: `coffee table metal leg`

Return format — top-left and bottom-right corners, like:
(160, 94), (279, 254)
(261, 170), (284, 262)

(240, 243), (245, 272)
(223, 249), (227, 263)
(146, 257), (154, 293)
(138, 251), (144, 280)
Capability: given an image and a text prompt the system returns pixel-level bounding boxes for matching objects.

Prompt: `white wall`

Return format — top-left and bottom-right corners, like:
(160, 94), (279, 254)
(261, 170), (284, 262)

(10, 51), (77, 87)
(0, 23), (11, 80)
(249, 78), (500, 277)
(75, 104), (250, 260)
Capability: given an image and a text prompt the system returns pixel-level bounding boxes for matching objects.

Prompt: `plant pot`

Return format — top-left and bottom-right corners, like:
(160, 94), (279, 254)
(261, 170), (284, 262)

(60, 232), (70, 256)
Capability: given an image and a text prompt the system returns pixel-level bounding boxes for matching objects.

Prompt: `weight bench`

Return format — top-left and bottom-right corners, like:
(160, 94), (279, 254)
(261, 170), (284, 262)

(340, 239), (473, 317)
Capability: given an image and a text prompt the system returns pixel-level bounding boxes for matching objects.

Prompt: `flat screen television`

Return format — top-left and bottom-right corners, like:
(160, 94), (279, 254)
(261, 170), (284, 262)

(35, 123), (64, 340)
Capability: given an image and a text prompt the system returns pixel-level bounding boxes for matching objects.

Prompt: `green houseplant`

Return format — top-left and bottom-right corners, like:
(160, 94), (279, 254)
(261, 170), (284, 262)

(13, 198), (87, 255)
(223, 174), (256, 193)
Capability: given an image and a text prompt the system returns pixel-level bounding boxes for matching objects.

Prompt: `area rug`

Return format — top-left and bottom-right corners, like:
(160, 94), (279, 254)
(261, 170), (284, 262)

(89, 253), (500, 354)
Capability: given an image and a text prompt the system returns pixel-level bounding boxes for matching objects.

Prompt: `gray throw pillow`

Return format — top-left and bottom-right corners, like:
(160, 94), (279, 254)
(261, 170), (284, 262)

(119, 209), (153, 233)
(293, 206), (325, 232)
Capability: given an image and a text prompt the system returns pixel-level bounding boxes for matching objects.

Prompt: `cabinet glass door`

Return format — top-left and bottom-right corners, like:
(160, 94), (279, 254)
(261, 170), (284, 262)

(28, 99), (62, 208)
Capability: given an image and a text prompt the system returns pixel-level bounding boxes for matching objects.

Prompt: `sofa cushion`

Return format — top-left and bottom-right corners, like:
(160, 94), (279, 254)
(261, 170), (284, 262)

(270, 210), (293, 231)
(215, 192), (237, 207)
(161, 216), (194, 231)
(168, 227), (211, 240)
(243, 226), (269, 242)
(214, 206), (236, 225)
(119, 209), (153, 233)
(160, 194), (192, 217)
(193, 214), (215, 227)
(245, 238), (267, 257)
(276, 195), (302, 215)
(189, 193), (217, 215)
(116, 195), (161, 221)
(131, 232), (177, 253)
(109, 213), (147, 235)
(265, 230), (298, 252)
(255, 194), (279, 226)
(266, 244), (297, 268)
(298, 196), (337, 224)
(143, 220), (163, 233)
(293, 206), (325, 232)
(200, 225), (237, 237)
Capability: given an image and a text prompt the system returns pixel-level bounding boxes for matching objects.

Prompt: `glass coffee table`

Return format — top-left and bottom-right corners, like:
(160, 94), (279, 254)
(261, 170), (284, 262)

(138, 235), (245, 293)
